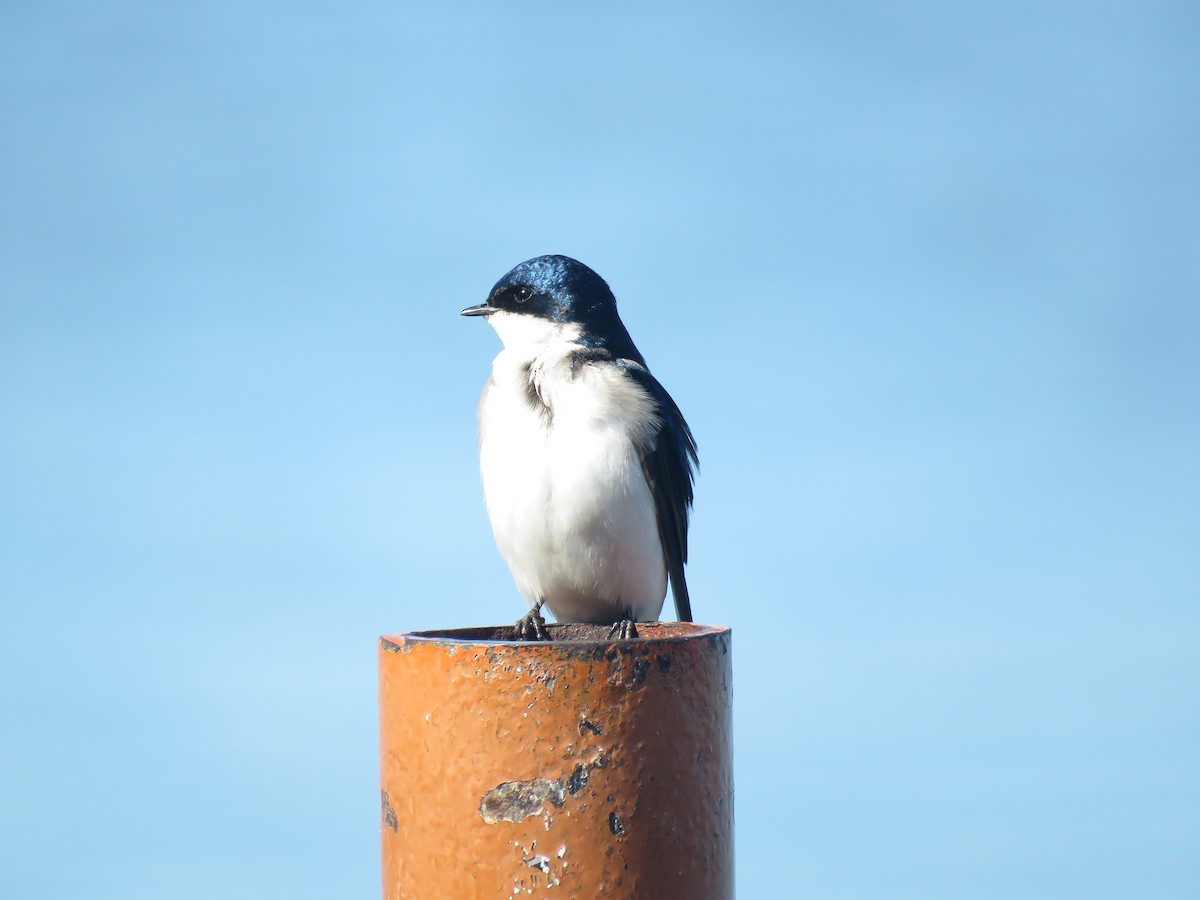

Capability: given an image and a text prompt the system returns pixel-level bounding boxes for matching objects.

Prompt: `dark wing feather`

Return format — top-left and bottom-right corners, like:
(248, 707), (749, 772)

(623, 363), (698, 622)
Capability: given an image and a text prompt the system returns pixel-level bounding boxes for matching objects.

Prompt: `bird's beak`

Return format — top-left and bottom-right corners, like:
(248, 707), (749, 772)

(460, 303), (494, 317)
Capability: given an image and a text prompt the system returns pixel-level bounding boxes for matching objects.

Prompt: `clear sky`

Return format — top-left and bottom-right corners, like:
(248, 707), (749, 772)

(2, 1), (1197, 897)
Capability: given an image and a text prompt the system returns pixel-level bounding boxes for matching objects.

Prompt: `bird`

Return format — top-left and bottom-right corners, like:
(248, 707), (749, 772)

(461, 255), (698, 640)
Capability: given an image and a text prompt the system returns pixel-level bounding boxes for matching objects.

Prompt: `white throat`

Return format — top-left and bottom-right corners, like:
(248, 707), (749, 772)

(486, 309), (583, 360)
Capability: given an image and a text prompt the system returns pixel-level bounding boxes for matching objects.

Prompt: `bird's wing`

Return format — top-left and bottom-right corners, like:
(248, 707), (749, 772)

(623, 362), (699, 622)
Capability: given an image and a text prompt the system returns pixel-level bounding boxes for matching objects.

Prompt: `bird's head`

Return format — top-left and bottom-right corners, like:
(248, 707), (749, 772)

(462, 255), (640, 359)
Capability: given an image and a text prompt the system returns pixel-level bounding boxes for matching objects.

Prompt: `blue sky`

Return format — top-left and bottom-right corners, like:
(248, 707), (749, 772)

(2, 1), (1197, 897)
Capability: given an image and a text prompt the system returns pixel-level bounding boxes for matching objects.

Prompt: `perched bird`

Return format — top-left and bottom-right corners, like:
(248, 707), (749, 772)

(462, 255), (698, 640)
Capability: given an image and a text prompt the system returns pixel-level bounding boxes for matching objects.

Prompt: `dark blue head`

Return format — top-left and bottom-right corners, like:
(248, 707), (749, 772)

(461, 255), (643, 361)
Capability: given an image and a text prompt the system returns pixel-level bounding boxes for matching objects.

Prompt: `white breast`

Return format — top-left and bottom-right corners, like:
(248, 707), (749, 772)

(476, 316), (667, 623)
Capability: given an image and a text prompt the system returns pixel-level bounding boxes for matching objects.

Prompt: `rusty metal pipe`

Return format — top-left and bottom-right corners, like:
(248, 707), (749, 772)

(379, 622), (733, 898)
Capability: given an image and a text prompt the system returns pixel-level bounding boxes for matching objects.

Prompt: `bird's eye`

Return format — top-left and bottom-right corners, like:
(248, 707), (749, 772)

(513, 286), (533, 304)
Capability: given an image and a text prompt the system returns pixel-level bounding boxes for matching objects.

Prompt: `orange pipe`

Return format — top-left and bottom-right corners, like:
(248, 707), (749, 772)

(378, 622), (733, 898)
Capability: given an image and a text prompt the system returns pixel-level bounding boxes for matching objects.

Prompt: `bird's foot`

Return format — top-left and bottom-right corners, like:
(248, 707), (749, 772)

(513, 602), (550, 642)
(608, 616), (639, 641)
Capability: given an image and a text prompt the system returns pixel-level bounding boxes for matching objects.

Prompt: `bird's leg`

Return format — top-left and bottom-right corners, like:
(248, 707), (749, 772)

(513, 599), (550, 642)
(608, 609), (639, 641)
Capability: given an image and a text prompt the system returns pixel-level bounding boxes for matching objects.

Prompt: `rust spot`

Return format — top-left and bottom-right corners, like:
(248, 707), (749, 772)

(479, 778), (566, 824)
(380, 791), (398, 832)
(566, 752), (608, 796)
(579, 716), (603, 736)
(567, 763), (589, 796)
(524, 854), (551, 873)
(608, 811), (625, 836)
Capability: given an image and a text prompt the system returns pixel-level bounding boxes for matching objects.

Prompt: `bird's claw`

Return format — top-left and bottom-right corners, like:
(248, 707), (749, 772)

(609, 617), (639, 641)
(513, 604), (550, 641)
